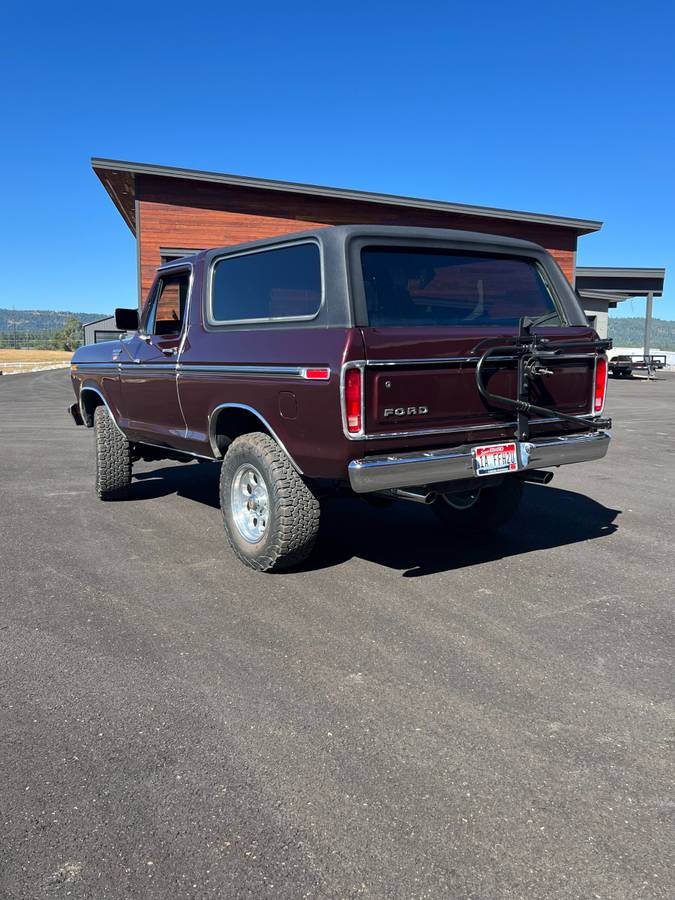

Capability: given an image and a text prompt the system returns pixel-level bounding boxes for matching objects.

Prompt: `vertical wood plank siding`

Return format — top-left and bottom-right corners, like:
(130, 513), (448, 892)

(137, 175), (577, 299)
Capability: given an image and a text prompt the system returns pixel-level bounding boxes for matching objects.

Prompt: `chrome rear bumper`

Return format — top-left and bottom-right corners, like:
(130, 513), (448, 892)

(348, 431), (611, 494)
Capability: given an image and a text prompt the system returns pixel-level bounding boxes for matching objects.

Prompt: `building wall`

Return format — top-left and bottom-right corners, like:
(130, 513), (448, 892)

(580, 298), (609, 339)
(83, 316), (120, 345)
(136, 174), (578, 301)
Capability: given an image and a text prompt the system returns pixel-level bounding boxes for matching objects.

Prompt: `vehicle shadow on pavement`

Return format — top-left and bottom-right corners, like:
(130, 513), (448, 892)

(131, 460), (222, 508)
(127, 464), (620, 578)
(308, 485), (621, 577)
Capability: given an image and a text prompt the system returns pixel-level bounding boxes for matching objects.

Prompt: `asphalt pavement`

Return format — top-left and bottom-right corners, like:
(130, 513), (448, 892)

(1, 369), (673, 899)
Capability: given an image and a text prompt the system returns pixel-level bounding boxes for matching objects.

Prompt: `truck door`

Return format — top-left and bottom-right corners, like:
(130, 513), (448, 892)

(119, 267), (189, 445)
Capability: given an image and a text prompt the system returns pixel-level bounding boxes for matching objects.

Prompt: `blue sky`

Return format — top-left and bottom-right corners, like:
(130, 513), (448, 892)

(1, 1), (673, 319)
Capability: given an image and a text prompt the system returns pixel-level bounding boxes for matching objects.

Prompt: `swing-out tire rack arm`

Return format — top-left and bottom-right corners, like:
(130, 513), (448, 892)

(474, 333), (613, 437)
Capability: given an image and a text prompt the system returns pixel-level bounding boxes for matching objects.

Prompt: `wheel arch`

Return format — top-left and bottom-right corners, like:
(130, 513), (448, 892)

(208, 403), (303, 473)
(79, 385), (123, 434)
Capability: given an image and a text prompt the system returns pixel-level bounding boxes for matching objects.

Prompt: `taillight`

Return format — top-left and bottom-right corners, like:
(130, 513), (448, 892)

(344, 367), (363, 434)
(594, 357), (608, 413)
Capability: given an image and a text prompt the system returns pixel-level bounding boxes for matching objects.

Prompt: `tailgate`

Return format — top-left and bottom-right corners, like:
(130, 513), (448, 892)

(361, 327), (596, 437)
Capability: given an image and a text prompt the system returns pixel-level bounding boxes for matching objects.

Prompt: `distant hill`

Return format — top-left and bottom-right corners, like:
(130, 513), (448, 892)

(0, 308), (109, 331)
(1, 307), (673, 348)
(608, 316), (675, 351)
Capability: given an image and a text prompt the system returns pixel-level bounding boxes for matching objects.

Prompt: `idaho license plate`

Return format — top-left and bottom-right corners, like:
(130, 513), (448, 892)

(472, 442), (519, 476)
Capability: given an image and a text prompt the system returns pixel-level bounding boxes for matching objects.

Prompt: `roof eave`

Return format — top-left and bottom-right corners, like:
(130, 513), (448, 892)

(576, 266), (666, 279)
(91, 157), (603, 236)
(92, 166), (136, 235)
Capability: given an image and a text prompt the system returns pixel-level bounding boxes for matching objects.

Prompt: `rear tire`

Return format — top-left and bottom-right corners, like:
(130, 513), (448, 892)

(431, 477), (523, 531)
(220, 432), (320, 572)
(94, 405), (132, 500)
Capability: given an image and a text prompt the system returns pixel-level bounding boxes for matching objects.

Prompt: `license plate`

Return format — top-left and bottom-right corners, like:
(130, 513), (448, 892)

(472, 442), (519, 476)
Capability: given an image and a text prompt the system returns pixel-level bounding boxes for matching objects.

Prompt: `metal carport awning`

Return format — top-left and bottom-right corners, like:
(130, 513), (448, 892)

(575, 267), (666, 360)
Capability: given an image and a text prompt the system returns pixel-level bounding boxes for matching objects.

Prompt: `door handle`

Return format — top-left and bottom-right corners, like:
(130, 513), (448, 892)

(161, 347), (178, 356)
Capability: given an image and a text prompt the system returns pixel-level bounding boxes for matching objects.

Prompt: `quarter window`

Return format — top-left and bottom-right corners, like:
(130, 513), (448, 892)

(211, 243), (321, 323)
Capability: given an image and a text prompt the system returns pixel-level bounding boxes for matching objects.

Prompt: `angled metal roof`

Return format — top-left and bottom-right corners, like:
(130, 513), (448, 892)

(576, 267), (666, 297)
(576, 266), (666, 280)
(82, 314), (116, 326)
(91, 157), (603, 237)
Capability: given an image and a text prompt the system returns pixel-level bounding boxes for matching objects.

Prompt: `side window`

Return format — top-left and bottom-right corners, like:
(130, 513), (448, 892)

(146, 272), (190, 336)
(211, 243), (321, 323)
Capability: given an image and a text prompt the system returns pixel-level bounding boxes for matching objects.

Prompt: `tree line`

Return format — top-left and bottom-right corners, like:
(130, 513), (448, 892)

(0, 316), (85, 351)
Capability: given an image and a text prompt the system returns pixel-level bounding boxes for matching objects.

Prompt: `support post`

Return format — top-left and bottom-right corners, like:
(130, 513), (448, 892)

(643, 291), (655, 379)
(643, 291), (653, 363)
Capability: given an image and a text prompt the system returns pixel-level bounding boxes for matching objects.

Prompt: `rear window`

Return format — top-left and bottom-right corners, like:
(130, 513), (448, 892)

(211, 243), (322, 323)
(361, 247), (560, 327)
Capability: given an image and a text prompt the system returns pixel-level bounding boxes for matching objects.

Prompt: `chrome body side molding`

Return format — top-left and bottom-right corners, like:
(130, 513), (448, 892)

(73, 362), (331, 379)
(74, 363), (122, 371)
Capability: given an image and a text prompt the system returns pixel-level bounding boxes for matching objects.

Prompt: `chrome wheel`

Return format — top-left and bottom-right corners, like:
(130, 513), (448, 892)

(231, 463), (269, 543)
(441, 488), (482, 510)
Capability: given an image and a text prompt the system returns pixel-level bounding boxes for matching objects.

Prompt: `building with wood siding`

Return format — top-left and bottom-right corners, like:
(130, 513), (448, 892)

(92, 158), (603, 301)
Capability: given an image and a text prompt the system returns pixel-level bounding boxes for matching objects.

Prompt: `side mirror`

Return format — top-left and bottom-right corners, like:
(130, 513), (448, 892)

(115, 307), (139, 331)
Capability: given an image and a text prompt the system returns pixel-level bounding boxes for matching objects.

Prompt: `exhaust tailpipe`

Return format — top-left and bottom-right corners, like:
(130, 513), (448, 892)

(392, 488), (438, 505)
(370, 488), (438, 505)
(518, 469), (554, 485)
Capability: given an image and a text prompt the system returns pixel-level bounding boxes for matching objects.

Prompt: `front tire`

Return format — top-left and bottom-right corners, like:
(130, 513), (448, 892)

(431, 477), (523, 531)
(220, 432), (320, 572)
(94, 405), (132, 500)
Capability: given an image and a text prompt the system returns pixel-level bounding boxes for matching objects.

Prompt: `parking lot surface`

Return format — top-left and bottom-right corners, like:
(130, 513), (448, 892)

(1, 369), (673, 899)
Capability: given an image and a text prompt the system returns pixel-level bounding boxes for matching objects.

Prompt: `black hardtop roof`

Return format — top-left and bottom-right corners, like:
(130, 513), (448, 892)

(159, 225), (548, 271)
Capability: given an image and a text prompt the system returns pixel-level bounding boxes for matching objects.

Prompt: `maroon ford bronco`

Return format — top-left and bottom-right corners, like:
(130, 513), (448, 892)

(69, 226), (611, 571)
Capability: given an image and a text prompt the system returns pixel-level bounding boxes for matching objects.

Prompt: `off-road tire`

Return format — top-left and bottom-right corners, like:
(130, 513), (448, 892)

(220, 432), (320, 572)
(94, 405), (132, 501)
(431, 476), (523, 531)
